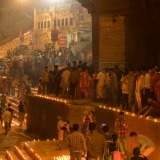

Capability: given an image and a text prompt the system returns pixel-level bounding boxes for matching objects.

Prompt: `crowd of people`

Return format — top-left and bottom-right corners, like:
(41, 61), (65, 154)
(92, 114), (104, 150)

(0, 54), (159, 159)
(57, 111), (155, 160)
(2, 44), (160, 120)
(0, 47), (92, 98)
(6, 42), (91, 73)
(38, 61), (160, 118)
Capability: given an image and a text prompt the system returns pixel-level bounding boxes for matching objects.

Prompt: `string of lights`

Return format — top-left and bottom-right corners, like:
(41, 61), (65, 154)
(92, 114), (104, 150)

(34, 94), (160, 124)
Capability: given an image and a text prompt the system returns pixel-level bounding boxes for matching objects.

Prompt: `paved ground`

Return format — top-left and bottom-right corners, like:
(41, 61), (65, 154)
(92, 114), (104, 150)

(0, 119), (39, 156)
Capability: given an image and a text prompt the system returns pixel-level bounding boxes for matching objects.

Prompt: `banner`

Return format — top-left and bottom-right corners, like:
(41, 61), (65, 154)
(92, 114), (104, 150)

(100, 62), (126, 69)
(58, 34), (67, 47)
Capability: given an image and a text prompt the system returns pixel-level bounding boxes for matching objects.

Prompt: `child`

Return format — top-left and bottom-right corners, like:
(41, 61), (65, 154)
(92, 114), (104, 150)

(131, 147), (148, 160)
(107, 134), (126, 160)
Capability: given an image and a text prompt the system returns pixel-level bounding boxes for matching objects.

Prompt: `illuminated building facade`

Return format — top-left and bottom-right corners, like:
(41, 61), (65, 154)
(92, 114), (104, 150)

(33, 0), (92, 52)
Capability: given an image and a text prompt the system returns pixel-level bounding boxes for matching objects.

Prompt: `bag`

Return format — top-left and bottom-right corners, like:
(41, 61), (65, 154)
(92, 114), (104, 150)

(113, 151), (124, 160)
(112, 142), (124, 160)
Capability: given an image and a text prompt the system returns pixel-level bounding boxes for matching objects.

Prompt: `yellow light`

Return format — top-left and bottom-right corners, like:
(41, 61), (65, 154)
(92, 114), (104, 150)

(48, 0), (65, 4)
(52, 156), (70, 160)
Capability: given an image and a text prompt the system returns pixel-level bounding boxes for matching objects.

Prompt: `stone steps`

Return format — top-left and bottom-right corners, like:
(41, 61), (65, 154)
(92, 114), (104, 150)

(0, 140), (70, 160)
(24, 142), (46, 160)
(6, 150), (19, 160)
(14, 146), (33, 160)
(0, 154), (8, 160)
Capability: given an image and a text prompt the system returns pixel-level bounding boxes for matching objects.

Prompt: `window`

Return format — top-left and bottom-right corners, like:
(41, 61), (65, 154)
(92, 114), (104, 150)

(80, 15), (84, 21)
(58, 19), (60, 26)
(44, 21), (46, 28)
(38, 22), (40, 29)
(48, 21), (50, 28)
(62, 19), (64, 26)
(41, 22), (43, 29)
(54, 19), (56, 28)
(65, 18), (68, 26)
(70, 18), (73, 25)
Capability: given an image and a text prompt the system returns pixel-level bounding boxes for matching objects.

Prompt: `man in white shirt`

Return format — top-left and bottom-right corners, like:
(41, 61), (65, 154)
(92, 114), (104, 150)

(135, 70), (144, 113)
(96, 68), (106, 98)
(61, 67), (70, 97)
(129, 132), (155, 157)
(141, 69), (151, 107)
(110, 70), (118, 106)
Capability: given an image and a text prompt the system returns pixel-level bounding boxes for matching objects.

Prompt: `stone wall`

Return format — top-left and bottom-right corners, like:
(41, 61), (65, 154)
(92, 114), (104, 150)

(125, 10), (160, 69)
(26, 95), (68, 139)
(26, 95), (160, 159)
(79, 0), (160, 69)
(95, 107), (160, 160)
(91, 13), (100, 66)
(99, 15), (125, 68)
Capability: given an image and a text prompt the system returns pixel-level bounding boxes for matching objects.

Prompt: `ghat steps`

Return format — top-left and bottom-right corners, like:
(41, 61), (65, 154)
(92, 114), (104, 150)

(0, 140), (70, 160)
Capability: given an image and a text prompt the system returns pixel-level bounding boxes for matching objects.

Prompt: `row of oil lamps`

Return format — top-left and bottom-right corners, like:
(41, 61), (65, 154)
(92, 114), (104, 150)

(35, 94), (160, 123)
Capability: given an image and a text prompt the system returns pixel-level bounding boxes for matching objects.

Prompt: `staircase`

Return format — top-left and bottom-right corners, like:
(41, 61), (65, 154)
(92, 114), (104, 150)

(1, 143), (35, 160)
(0, 30), (33, 59)
(0, 96), (33, 160)
(0, 140), (70, 160)
(0, 89), (71, 160)
(8, 87), (37, 121)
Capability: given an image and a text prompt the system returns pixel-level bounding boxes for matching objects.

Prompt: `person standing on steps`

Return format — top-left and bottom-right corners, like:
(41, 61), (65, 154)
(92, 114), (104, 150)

(2, 108), (11, 135)
(7, 103), (14, 130)
(114, 111), (128, 148)
(67, 123), (87, 160)
(86, 122), (106, 160)
(18, 101), (25, 127)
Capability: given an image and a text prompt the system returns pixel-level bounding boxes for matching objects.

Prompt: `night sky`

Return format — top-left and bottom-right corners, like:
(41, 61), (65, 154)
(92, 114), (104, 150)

(0, 0), (49, 42)
(0, 0), (77, 43)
